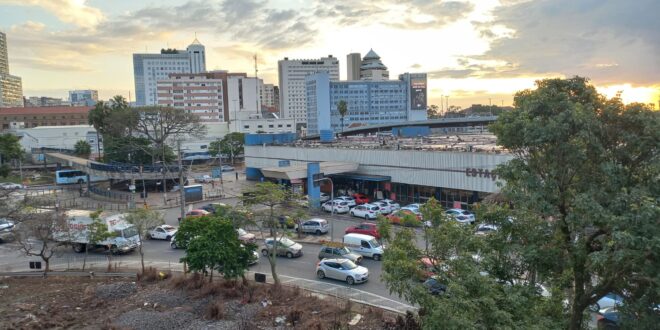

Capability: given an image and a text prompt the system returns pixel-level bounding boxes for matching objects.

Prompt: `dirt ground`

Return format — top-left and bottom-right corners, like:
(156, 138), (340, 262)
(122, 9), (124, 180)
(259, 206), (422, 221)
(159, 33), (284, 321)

(0, 270), (406, 330)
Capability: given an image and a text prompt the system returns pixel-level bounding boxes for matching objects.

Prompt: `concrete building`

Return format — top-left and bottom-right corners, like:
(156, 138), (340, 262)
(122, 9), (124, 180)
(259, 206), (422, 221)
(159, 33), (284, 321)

(0, 106), (90, 131)
(69, 90), (98, 106)
(235, 117), (295, 134)
(359, 49), (389, 81)
(261, 83), (278, 113)
(278, 56), (339, 128)
(133, 39), (206, 106)
(14, 125), (101, 155)
(227, 75), (262, 122)
(0, 31), (23, 108)
(24, 96), (69, 107)
(346, 53), (361, 81)
(305, 72), (428, 135)
(245, 134), (512, 208)
(157, 73), (225, 122)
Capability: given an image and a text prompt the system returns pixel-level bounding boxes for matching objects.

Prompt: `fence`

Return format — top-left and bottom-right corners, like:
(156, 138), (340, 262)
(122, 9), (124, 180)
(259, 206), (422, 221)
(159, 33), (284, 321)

(89, 162), (180, 173)
(88, 185), (134, 203)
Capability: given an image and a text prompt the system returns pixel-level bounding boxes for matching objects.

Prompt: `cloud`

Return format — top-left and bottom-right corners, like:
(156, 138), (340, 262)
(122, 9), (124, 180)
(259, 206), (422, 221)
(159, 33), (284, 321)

(12, 57), (93, 72)
(2, 0), (104, 28)
(386, 1), (475, 30)
(473, 0), (660, 84)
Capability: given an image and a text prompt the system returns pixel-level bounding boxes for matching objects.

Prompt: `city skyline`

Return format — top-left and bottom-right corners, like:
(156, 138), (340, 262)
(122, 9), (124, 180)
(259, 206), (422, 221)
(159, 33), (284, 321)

(0, 0), (658, 108)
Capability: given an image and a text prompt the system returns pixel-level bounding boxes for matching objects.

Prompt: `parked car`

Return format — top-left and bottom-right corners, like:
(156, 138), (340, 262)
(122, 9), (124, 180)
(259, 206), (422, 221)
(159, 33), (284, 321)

(374, 199), (400, 214)
(349, 204), (381, 220)
(416, 257), (440, 281)
(322, 200), (350, 214)
(178, 209), (210, 223)
(343, 233), (384, 260)
(248, 249), (260, 266)
(594, 293), (625, 313)
(194, 174), (213, 183)
(299, 218), (329, 235)
(318, 245), (363, 264)
(334, 196), (356, 207)
(221, 165), (235, 172)
(352, 193), (371, 205)
(237, 228), (256, 244)
(445, 208), (475, 224)
(423, 277), (448, 295)
(0, 218), (15, 231)
(475, 223), (499, 236)
(148, 225), (177, 240)
(316, 258), (369, 285)
(386, 209), (422, 226)
(401, 203), (422, 213)
(596, 307), (620, 329)
(319, 192), (331, 202)
(261, 237), (303, 258)
(200, 203), (229, 214)
(0, 182), (23, 190)
(345, 222), (380, 239)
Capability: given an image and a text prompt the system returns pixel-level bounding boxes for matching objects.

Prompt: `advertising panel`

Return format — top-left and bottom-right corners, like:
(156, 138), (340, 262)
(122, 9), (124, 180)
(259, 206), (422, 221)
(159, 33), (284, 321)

(410, 77), (427, 110)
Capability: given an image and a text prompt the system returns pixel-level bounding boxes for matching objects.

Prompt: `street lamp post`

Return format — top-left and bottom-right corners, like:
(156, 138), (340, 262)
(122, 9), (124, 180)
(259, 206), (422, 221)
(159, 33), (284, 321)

(314, 177), (334, 241)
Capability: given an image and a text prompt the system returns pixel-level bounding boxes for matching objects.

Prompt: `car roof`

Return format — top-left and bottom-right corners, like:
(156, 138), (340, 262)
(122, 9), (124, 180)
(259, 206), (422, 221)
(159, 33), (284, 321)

(307, 218), (327, 222)
(344, 233), (377, 240)
(321, 258), (350, 263)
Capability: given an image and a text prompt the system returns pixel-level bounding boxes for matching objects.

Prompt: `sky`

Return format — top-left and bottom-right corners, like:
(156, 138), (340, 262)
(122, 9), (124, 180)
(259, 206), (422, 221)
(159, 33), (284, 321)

(0, 0), (658, 109)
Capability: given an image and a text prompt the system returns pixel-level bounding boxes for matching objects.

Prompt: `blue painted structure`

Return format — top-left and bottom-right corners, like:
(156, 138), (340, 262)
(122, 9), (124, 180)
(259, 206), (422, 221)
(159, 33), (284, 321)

(307, 163), (321, 210)
(319, 130), (334, 142)
(245, 167), (263, 181)
(245, 133), (297, 146)
(392, 126), (430, 137)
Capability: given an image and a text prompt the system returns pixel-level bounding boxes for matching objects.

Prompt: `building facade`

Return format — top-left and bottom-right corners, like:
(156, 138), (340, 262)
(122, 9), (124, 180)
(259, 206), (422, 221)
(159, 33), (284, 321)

(24, 96), (69, 107)
(227, 75), (263, 122)
(133, 39), (206, 106)
(156, 73), (225, 122)
(69, 90), (99, 106)
(359, 49), (389, 81)
(306, 72), (428, 135)
(14, 125), (102, 156)
(235, 118), (295, 134)
(346, 53), (361, 81)
(278, 56), (339, 128)
(261, 83), (278, 112)
(0, 106), (90, 130)
(0, 32), (23, 108)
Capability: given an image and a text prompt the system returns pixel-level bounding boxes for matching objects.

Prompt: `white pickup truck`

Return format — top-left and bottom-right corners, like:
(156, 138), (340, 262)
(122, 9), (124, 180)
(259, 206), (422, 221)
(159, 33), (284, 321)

(54, 210), (141, 254)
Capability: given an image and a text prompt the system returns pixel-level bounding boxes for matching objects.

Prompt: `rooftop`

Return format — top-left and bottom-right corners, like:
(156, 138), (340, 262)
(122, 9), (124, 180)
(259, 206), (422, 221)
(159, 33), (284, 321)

(0, 106), (91, 115)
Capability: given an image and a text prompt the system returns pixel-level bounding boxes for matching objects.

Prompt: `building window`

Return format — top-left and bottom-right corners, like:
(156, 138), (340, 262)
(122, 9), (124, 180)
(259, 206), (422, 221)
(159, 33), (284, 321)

(243, 125), (250, 129)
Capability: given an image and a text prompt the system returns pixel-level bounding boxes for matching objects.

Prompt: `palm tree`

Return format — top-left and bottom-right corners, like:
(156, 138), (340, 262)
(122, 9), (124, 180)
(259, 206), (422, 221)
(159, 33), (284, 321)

(337, 100), (347, 136)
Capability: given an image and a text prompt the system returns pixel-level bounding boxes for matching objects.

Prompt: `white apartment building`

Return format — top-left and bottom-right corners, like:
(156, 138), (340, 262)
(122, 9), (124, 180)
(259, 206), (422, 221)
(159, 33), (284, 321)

(261, 83), (277, 111)
(278, 56), (339, 127)
(68, 89), (98, 106)
(133, 39), (206, 106)
(227, 76), (262, 122)
(157, 73), (224, 122)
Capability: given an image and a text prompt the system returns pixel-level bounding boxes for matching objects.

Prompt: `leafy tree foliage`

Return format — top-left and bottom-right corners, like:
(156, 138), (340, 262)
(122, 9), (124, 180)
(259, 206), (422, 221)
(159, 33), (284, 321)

(0, 133), (23, 177)
(74, 140), (92, 158)
(489, 76), (660, 329)
(178, 216), (255, 281)
(82, 210), (115, 271)
(209, 132), (245, 164)
(337, 100), (347, 134)
(426, 104), (440, 118)
(124, 208), (165, 273)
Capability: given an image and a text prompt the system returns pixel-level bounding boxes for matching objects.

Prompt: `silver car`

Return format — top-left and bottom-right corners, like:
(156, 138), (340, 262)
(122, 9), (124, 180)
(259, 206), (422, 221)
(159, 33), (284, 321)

(318, 245), (363, 264)
(300, 218), (329, 235)
(316, 258), (369, 285)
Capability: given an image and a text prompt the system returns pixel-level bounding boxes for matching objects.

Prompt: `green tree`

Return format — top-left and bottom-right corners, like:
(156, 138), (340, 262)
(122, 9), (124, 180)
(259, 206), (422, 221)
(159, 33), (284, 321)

(82, 210), (115, 271)
(209, 132), (245, 165)
(337, 100), (347, 135)
(0, 133), (23, 178)
(124, 208), (165, 273)
(489, 76), (660, 329)
(240, 182), (299, 286)
(74, 140), (92, 158)
(376, 214), (392, 243)
(178, 216), (255, 281)
(427, 104), (440, 118)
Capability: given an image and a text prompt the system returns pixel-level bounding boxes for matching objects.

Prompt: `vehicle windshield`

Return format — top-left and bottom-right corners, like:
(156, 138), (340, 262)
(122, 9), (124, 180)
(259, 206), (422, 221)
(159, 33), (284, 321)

(339, 247), (351, 254)
(369, 239), (381, 248)
(237, 228), (248, 236)
(278, 237), (295, 247)
(340, 260), (358, 270)
(122, 226), (139, 238)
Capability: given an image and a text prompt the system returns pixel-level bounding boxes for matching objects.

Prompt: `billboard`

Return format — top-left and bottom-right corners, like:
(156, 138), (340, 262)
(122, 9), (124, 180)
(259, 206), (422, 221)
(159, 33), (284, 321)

(410, 77), (427, 110)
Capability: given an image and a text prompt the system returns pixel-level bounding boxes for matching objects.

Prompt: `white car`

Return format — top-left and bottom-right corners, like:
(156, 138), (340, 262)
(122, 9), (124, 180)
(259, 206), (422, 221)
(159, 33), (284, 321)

(0, 182), (24, 190)
(334, 196), (356, 208)
(445, 208), (475, 224)
(299, 218), (329, 235)
(0, 218), (15, 231)
(194, 175), (213, 183)
(316, 258), (369, 285)
(375, 199), (400, 214)
(350, 204), (381, 220)
(319, 193), (331, 202)
(401, 203), (422, 213)
(322, 200), (350, 214)
(221, 165), (234, 172)
(148, 225), (178, 240)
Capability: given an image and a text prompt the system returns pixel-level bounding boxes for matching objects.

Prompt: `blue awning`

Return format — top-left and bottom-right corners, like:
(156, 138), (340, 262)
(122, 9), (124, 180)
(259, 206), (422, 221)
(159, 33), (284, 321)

(329, 172), (391, 182)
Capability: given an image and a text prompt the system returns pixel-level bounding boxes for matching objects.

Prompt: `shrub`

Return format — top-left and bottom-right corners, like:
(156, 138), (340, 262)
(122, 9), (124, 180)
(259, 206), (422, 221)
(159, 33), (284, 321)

(402, 214), (421, 227)
(204, 300), (225, 320)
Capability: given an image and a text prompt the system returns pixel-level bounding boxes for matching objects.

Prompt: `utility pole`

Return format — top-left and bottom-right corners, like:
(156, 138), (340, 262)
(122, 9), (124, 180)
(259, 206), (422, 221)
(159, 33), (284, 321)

(177, 140), (186, 222)
(254, 54), (259, 116)
(314, 177), (334, 242)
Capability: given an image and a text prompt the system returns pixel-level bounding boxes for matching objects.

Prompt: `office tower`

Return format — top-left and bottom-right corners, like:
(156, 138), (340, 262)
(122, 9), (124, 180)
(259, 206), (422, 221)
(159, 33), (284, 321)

(346, 53), (361, 81)
(0, 31), (23, 108)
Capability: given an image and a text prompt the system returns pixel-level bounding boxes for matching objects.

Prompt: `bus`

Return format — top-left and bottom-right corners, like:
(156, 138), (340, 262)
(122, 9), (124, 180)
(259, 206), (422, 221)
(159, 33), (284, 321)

(55, 170), (103, 185)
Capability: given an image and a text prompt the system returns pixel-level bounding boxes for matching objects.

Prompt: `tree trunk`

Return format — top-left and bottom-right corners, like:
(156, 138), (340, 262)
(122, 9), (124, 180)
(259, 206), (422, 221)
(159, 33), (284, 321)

(269, 253), (279, 286)
(210, 268), (214, 282)
(83, 244), (88, 271)
(568, 254), (587, 330)
(44, 256), (50, 273)
(139, 240), (145, 274)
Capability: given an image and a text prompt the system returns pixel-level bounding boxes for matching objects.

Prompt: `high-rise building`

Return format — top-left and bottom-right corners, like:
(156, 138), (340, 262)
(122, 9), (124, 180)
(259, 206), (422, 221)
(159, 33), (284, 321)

(278, 56), (339, 127)
(157, 73), (224, 122)
(132, 39), (206, 106)
(227, 75), (262, 122)
(359, 49), (389, 81)
(0, 106), (91, 130)
(346, 53), (361, 81)
(0, 31), (23, 108)
(261, 83), (278, 112)
(187, 38), (206, 73)
(306, 72), (428, 136)
(24, 96), (68, 107)
(69, 89), (98, 106)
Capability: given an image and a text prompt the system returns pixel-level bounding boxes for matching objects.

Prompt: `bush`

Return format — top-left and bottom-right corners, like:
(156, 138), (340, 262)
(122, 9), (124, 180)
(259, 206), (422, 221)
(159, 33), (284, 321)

(402, 214), (421, 227)
(204, 300), (225, 320)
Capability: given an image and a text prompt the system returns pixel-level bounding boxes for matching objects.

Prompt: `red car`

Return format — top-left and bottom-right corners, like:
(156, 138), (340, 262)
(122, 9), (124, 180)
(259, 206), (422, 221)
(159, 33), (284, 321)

(344, 222), (380, 239)
(178, 209), (210, 223)
(386, 209), (422, 226)
(352, 193), (371, 205)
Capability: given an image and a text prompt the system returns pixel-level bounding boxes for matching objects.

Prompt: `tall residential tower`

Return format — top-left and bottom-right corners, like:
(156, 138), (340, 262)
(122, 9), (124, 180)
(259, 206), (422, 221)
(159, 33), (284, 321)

(0, 31), (23, 108)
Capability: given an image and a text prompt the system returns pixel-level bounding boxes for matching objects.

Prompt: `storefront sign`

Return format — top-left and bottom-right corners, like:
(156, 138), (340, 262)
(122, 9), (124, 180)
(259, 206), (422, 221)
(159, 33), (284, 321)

(465, 168), (498, 181)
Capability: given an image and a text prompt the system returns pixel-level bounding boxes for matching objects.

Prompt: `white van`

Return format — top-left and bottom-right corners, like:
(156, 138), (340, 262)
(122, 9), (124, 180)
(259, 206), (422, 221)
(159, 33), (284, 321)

(342, 233), (384, 261)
